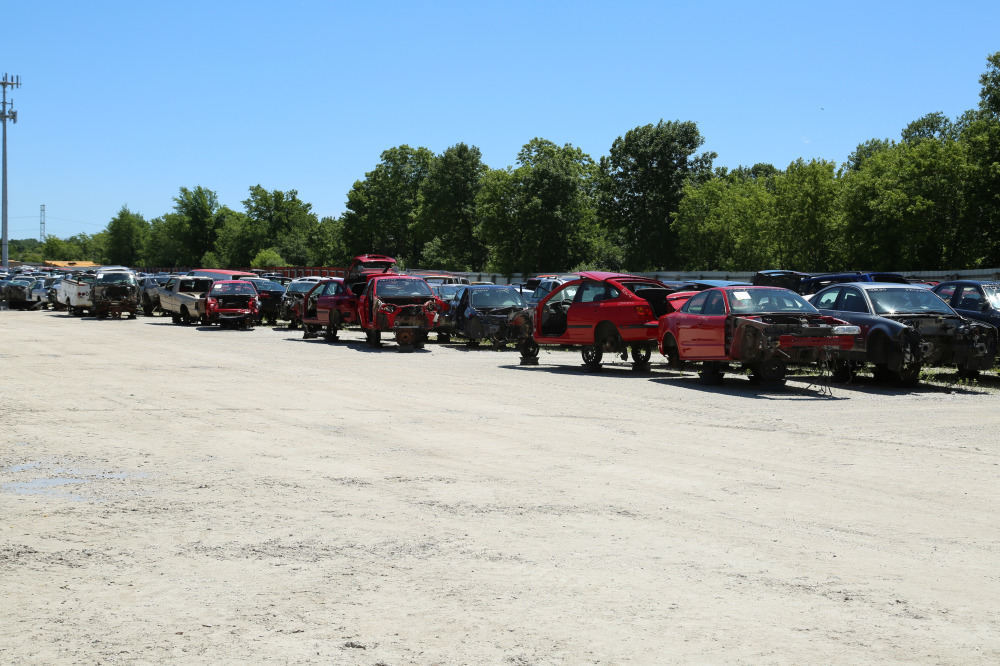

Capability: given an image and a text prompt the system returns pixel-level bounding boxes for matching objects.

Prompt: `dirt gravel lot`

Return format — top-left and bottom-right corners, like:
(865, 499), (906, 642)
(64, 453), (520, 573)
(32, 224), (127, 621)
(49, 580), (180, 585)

(1, 309), (998, 664)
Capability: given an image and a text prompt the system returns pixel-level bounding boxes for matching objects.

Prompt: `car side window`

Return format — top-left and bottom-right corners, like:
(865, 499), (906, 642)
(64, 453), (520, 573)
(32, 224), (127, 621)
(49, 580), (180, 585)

(954, 286), (983, 310)
(575, 281), (607, 303)
(814, 288), (841, 310)
(683, 291), (710, 314)
(703, 291), (726, 315)
(934, 284), (956, 302)
(549, 284), (579, 304)
(840, 288), (869, 313)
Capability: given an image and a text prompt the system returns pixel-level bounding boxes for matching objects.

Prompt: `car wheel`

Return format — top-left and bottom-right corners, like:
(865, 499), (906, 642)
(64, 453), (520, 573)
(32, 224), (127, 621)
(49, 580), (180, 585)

(660, 334), (684, 370)
(438, 332), (451, 343)
(366, 330), (382, 347)
(748, 360), (787, 386)
(396, 328), (417, 350)
(827, 359), (855, 383)
(180, 307), (192, 325)
(142, 297), (154, 316)
(581, 344), (603, 370)
(630, 344), (652, 370)
(699, 362), (725, 385)
(518, 338), (540, 365)
(957, 364), (980, 380)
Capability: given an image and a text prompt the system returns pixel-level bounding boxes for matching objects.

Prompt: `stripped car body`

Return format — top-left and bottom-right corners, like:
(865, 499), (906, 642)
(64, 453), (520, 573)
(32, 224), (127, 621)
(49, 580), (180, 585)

(658, 286), (859, 385)
(444, 285), (525, 347)
(91, 271), (140, 319)
(299, 278), (345, 340)
(358, 275), (439, 351)
(509, 272), (677, 370)
(812, 282), (997, 382)
(205, 280), (259, 329)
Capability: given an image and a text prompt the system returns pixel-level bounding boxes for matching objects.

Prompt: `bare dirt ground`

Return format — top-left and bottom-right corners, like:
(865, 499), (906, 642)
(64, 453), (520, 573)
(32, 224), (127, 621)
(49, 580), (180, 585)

(1, 309), (998, 664)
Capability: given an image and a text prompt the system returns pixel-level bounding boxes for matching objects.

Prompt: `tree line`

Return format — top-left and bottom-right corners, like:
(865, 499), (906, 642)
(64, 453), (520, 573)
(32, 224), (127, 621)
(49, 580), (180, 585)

(13, 52), (1000, 274)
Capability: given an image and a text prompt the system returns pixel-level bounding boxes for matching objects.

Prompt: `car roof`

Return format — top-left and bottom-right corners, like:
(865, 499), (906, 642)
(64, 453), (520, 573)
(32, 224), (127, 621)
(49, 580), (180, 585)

(823, 281), (925, 291)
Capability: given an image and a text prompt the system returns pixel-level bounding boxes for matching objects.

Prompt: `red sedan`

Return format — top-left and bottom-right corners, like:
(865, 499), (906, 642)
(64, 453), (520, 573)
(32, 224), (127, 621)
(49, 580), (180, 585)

(658, 286), (858, 385)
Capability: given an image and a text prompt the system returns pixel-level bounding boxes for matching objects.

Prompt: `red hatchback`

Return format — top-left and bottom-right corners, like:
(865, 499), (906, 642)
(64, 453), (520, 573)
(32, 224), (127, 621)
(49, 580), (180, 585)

(511, 272), (677, 370)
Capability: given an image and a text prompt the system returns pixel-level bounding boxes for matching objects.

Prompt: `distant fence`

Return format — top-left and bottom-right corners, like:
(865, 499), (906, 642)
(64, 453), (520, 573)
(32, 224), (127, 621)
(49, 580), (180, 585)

(136, 266), (1000, 284)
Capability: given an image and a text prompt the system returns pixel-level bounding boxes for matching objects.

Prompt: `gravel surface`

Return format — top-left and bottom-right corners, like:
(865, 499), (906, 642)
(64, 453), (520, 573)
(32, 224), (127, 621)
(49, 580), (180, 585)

(1, 310), (998, 664)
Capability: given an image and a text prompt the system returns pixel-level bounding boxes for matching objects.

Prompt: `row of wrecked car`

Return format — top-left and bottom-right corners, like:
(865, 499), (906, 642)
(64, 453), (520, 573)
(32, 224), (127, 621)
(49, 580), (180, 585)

(4, 258), (999, 388)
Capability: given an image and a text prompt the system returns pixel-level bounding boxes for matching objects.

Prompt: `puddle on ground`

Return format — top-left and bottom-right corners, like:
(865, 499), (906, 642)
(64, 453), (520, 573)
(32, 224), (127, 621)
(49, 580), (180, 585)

(1, 463), (144, 502)
(2, 477), (88, 501)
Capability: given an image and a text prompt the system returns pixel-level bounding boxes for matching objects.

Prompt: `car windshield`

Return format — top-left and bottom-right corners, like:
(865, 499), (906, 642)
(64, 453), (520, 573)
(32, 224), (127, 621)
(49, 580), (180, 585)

(357, 261), (394, 273)
(868, 288), (954, 315)
(726, 288), (817, 314)
(287, 281), (315, 293)
(433, 285), (464, 300)
(250, 279), (284, 291)
(470, 288), (523, 309)
(210, 283), (256, 296)
(180, 278), (213, 293)
(376, 278), (433, 298)
(96, 272), (135, 285)
(983, 285), (1000, 309)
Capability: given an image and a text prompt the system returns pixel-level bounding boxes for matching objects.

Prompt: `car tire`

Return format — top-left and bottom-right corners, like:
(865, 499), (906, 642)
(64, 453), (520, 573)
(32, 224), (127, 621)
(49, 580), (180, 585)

(828, 359), (855, 383)
(438, 332), (451, 343)
(957, 364), (981, 380)
(699, 362), (725, 385)
(748, 360), (787, 386)
(630, 344), (652, 371)
(581, 344), (603, 370)
(518, 338), (540, 365)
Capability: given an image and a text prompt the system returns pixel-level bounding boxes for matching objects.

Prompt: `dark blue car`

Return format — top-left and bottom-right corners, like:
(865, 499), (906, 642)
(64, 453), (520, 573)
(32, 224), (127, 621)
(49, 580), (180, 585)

(811, 282), (997, 383)
(753, 270), (909, 295)
(933, 280), (1000, 331)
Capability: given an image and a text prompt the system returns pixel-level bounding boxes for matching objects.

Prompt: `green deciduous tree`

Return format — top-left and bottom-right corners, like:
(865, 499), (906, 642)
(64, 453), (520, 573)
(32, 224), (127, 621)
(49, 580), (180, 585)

(242, 186), (319, 266)
(673, 171), (778, 271)
(600, 120), (716, 270)
(477, 138), (603, 274)
(105, 206), (149, 266)
(341, 145), (434, 263)
(413, 143), (488, 270)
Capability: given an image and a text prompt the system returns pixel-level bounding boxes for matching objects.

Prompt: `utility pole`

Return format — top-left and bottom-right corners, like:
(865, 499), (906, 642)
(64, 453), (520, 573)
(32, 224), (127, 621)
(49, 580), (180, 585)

(2, 73), (21, 270)
(40, 204), (45, 242)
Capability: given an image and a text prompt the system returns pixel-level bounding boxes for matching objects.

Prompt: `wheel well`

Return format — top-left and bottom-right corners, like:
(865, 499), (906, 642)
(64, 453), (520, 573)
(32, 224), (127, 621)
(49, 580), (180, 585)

(594, 321), (619, 342)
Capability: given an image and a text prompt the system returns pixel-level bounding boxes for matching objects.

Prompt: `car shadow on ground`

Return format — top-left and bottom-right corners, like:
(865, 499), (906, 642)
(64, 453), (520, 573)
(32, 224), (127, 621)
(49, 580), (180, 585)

(500, 360), (672, 379)
(642, 373), (844, 400)
(821, 372), (993, 396)
(193, 325), (255, 332)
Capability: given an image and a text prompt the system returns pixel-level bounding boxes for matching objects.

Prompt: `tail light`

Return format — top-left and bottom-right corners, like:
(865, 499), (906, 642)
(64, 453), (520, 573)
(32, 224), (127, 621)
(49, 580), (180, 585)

(379, 303), (396, 314)
(259, 292), (270, 299)
(425, 299), (438, 312)
(634, 304), (653, 318)
(207, 297), (218, 311)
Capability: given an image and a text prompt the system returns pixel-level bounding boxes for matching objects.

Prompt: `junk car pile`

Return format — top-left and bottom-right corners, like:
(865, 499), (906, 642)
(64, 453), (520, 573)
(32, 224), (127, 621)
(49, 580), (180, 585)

(4, 259), (999, 388)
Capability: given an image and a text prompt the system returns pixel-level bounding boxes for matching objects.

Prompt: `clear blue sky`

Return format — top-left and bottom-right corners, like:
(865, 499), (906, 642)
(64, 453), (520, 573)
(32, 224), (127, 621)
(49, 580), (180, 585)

(3, 0), (998, 240)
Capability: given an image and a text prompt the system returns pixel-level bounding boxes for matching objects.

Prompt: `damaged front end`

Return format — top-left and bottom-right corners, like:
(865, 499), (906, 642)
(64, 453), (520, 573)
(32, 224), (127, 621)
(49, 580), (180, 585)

(729, 314), (858, 381)
(375, 297), (437, 350)
(206, 294), (258, 328)
(467, 305), (525, 347)
(92, 283), (140, 319)
(886, 315), (996, 375)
